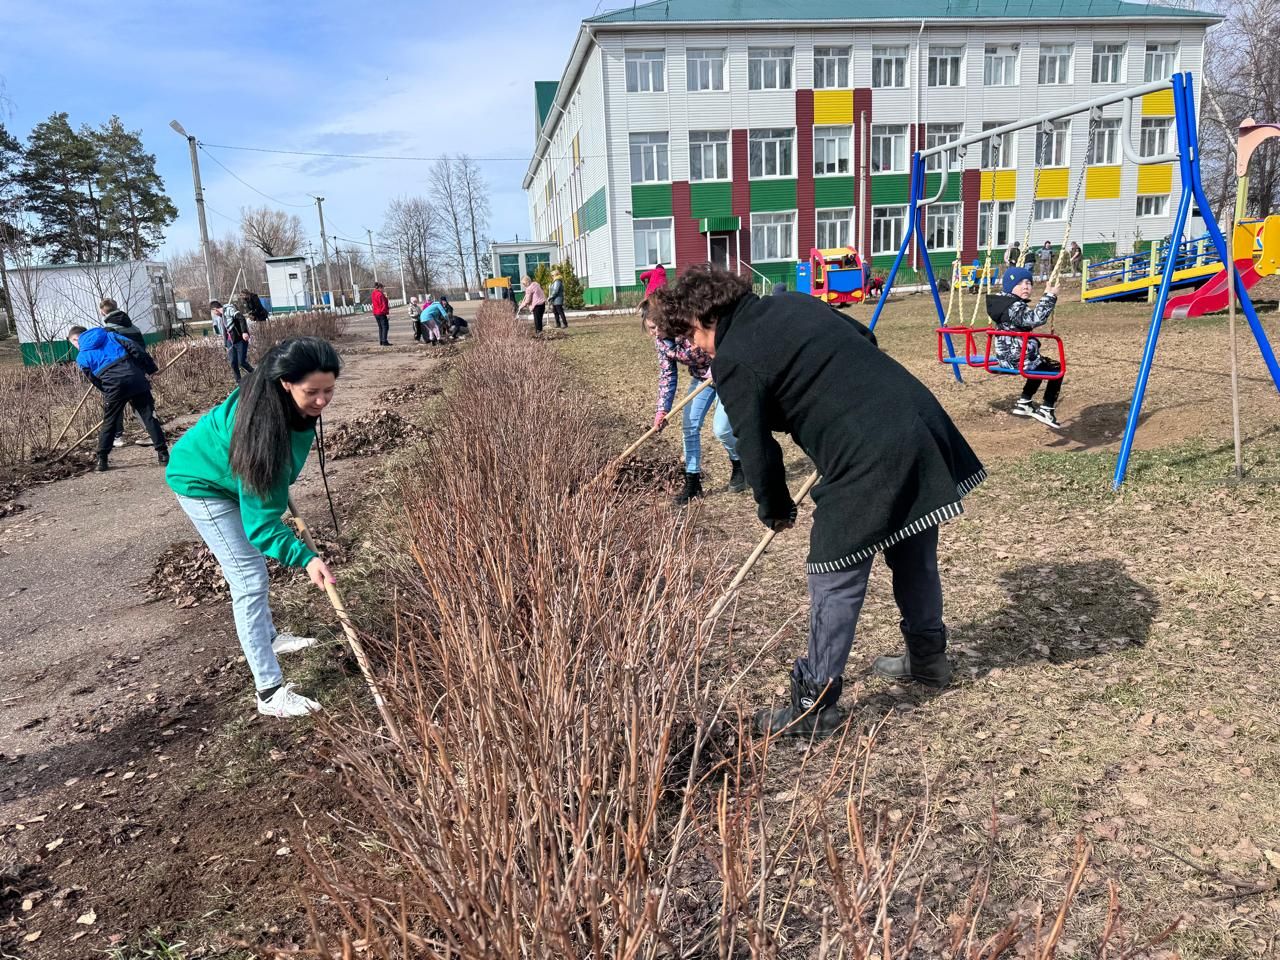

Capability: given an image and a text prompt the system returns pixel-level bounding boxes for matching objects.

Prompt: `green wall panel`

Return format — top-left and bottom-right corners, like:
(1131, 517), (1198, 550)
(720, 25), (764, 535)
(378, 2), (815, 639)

(923, 172), (961, 203)
(750, 179), (797, 212)
(870, 174), (911, 206)
(631, 184), (673, 218)
(814, 176), (856, 209)
(581, 188), (608, 231)
(690, 182), (733, 218)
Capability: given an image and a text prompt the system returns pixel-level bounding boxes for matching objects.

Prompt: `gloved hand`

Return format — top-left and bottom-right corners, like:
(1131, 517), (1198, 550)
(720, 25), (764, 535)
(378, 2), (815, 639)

(653, 411), (668, 433)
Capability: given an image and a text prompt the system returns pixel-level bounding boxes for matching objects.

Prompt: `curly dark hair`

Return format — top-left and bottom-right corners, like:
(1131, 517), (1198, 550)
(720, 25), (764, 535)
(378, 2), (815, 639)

(649, 264), (752, 340)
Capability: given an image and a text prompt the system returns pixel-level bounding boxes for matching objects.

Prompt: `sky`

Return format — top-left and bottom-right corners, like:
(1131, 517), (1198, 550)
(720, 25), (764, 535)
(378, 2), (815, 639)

(0, 0), (607, 266)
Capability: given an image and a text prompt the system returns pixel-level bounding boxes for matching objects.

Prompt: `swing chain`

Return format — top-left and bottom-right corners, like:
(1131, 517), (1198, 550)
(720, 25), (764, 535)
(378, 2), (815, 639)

(1022, 120), (1056, 256)
(968, 133), (1004, 326)
(1048, 107), (1103, 289)
(944, 141), (967, 325)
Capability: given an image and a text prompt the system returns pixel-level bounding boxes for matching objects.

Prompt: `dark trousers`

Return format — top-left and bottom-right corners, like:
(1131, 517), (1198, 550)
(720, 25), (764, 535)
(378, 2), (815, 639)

(375, 312), (390, 344)
(798, 525), (945, 686)
(1020, 359), (1063, 407)
(532, 304), (546, 333)
(99, 389), (167, 457)
(227, 340), (253, 382)
(551, 303), (568, 328)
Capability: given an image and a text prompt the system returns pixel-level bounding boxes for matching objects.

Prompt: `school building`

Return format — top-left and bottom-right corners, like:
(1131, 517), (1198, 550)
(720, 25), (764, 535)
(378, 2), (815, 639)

(521, 0), (1219, 304)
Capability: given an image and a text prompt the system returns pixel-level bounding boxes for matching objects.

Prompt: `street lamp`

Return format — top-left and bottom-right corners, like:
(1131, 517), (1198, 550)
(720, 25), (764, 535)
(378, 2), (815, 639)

(169, 120), (214, 303)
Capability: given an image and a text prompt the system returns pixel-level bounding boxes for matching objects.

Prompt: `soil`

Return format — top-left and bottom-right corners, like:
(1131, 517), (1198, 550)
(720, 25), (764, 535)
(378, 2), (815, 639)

(0, 314), (449, 959)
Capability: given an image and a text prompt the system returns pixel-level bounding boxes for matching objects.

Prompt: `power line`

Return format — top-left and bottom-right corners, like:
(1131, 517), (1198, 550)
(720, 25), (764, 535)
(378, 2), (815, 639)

(197, 144), (315, 208)
(200, 140), (584, 164)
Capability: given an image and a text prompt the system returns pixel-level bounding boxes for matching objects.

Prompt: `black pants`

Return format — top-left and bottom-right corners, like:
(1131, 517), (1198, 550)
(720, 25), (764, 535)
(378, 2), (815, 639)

(551, 303), (568, 328)
(532, 304), (546, 333)
(413, 319), (423, 342)
(375, 313), (390, 344)
(1020, 359), (1063, 407)
(227, 340), (253, 382)
(99, 389), (167, 457)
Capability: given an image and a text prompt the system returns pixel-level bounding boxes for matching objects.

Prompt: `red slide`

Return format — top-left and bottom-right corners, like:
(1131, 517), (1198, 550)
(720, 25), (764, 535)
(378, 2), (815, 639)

(1163, 259), (1261, 319)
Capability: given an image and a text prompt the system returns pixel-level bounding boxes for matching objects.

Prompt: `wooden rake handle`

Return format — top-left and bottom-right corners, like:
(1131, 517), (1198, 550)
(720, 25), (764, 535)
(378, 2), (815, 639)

(52, 387), (95, 450)
(586, 378), (715, 493)
(287, 498), (404, 749)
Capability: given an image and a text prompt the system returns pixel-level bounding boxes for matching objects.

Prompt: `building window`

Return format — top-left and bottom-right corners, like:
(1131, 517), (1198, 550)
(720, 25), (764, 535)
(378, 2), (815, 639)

(1136, 195), (1169, 217)
(814, 126), (852, 176)
(633, 218), (673, 266)
(687, 48), (726, 91)
(1036, 119), (1070, 167)
(872, 206), (908, 255)
(872, 45), (909, 89)
(981, 121), (1014, 169)
(748, 128), (794, 178)
(748, 47), (794, 90)
(751, 212), (795, 261)
(629, 132), (669, 184)
(816, 208), (855, 249)
(814, 46), (851, 89)
(1144, 42), (1178, 82)
(689, 130), (730, 182)
(928, 45), (964, 87)
(1089, 117), (1122, 165)
(624, 50), (665, 93)
(1140, 117), (1173, 157)
(978, 200), (1015, 249)
(870, 124), (908, 173)
(1034, 199), (1066, 222)
(984, 43), (1019, 86)
(925, 203), (960, 250)
(924, 123), (963, 173)
(1038, 43), (1073, 85)
(1092, 42), (1125, 84)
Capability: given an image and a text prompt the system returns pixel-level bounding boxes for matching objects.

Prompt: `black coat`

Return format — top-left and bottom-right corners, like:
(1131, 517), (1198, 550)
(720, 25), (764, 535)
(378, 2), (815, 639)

(243, 292), (269, 323)
(102, 310), (147, 351)
(712, 293), (986, 573)
(90, 335), (158, 400)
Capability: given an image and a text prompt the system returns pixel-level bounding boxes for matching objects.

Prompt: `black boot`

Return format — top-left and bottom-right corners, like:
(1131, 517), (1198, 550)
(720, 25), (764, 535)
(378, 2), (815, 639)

(755, 667), (844, 738)
(728, 459), (747, 493)
(96, 454), (110, 473)
(156, 448), (170, 467)
(674, 472), (703, 506)
(871, 626), (952, 688)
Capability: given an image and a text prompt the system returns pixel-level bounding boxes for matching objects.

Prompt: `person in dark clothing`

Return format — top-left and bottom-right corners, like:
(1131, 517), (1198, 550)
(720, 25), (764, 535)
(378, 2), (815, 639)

(651, 266), (985, 739)
(438, 295), (469, 339)
(242, 290), (270, 325)
(547, 271), (568, 328)
(986, 267), (1064, 428)
(211, 300), (254, 383)
(99, 298), (152, 447)
(68, 324), (169, 472)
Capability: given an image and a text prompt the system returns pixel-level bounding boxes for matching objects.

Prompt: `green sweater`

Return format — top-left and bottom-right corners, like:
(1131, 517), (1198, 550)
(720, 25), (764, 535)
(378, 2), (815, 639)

(165, 390), (317, 568)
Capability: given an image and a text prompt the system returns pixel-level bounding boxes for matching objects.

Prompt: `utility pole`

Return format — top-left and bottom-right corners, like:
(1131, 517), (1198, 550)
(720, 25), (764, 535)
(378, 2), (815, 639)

(345, 245), (357, 303)
(366, 229), (379, 283)
(169, 120), (214, 303)
(314, 197), (336, 310)
(397, 241), (408, 302)
(305, 242), (321, 307)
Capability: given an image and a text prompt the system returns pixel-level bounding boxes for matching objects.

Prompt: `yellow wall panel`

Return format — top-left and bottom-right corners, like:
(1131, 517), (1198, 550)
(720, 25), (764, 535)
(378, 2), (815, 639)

(573, 212), (581, 239)
(1137, 164), (1173, 194)
(1085, 165), (1122, 200)
(1035, 168), (1069, 199)
(1143, 89), (1175, 116)
(980, 169), (1017, 201)
(814, 90), (854, 125)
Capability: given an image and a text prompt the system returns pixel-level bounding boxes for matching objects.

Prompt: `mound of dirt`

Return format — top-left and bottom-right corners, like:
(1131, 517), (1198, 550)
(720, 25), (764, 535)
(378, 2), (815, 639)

(614, 457), (685, 496)
(0, 451), (98, 518)
(146, 534), (348, 607)
(324, 409), (426, 460)
(377, 382), (443, 406)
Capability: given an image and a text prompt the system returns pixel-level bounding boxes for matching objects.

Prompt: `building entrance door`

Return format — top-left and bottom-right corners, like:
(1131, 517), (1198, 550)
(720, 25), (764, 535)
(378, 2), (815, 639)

(709, 234), (731, 269)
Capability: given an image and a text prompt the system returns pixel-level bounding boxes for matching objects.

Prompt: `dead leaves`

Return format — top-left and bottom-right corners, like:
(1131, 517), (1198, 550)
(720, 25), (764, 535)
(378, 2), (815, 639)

(325, 409), (426, 459)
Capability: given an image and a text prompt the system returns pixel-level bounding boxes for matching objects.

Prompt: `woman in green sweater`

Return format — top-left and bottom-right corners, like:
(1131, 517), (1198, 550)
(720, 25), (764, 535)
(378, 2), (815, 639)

(166, 337), (341, 718)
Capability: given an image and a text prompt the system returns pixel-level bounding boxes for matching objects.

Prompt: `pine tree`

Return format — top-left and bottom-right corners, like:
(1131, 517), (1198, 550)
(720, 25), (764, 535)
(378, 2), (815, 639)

(532, 261), (554, 291)
(19, 112), (99, 263)
(93, 116), (177, 260)
(556, 258), (584, 309)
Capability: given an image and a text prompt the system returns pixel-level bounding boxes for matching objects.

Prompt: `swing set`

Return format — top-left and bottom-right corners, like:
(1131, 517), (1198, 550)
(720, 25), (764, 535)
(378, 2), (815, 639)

(868, 73), (1280, 487)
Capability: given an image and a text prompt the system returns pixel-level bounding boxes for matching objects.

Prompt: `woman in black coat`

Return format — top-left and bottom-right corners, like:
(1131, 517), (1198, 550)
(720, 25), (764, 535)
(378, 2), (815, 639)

(652, 266), (985, 738)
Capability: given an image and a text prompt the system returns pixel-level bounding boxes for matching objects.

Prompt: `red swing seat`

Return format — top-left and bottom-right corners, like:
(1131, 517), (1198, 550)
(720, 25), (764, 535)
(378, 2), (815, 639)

(936, 327), (1066, 380)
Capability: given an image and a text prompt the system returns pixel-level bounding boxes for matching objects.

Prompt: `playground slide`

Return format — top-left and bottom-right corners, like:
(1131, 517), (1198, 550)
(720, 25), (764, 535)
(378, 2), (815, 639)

(1162, 259), (1262, 319)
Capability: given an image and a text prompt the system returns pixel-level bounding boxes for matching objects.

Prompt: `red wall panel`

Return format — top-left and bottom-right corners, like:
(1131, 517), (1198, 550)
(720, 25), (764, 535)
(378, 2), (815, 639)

(796, 89), (815, 256)
(732, 129), (751, 266)
(672, 180), (704, 272)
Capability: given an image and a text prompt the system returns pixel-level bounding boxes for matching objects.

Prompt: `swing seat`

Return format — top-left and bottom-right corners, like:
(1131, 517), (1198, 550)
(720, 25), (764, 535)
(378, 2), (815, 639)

(935, 327), (989, 367)
(981, 330), (1067, 380)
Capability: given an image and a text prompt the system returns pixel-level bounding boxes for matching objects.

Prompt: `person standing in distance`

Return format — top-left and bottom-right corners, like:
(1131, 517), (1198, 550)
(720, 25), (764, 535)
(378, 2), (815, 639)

(371, 281), (391, 346)
(211, 300), (254, 383)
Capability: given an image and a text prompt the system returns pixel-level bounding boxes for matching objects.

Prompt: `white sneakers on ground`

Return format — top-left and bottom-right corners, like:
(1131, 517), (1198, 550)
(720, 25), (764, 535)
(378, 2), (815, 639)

(272, 633), (318, 655)
(257, 682), (321, 718)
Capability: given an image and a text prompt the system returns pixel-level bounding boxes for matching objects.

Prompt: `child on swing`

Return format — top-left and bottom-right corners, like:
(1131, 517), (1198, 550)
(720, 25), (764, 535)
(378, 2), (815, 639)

(986, 266), (1064, 429)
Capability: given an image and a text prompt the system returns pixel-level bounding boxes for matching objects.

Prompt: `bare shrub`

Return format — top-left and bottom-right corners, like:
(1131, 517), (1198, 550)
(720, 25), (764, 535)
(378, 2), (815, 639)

(249, 311), (350, 360)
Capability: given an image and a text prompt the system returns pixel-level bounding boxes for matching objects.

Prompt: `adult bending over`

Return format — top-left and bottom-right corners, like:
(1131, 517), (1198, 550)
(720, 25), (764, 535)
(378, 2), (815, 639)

(652, 268), (985, 738)
(517, 275), (547, 334)
(68, 325), (169, 472)
(165, 337), (341, 719)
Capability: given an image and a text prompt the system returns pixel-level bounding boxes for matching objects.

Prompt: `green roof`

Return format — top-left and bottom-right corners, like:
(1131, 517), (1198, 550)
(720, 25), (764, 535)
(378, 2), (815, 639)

(589, 0), (1219, 23)
(534, 81), (559, 131)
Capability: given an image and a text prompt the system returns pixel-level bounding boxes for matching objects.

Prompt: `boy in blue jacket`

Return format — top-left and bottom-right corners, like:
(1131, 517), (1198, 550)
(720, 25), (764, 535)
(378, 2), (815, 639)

(68, 325), (169, 471)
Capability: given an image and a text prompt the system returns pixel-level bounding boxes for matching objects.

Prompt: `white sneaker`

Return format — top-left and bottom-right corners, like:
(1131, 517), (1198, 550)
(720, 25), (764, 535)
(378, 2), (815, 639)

(1012, 399), (1037, 418)
(272, 633), (318, 655)
(256, 682), (320, 718)
(1031, 405), (1062, 429)
(112, 437), (125, 448)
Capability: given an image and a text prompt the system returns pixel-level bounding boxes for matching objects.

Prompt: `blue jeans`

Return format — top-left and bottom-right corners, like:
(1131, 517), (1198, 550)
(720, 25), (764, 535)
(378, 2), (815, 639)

(226, 339), (253, 382)
(682, 379), (739, 474)
(175, 494), (283, 691)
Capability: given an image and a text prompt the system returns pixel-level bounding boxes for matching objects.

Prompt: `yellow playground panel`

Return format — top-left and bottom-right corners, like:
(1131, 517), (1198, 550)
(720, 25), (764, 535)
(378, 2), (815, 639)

(485, 276), (512, 300)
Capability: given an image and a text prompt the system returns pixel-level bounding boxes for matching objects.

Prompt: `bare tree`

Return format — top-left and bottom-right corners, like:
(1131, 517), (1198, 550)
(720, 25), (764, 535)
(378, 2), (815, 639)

(428, 157), (470, 289)
(240, 205), (304, 258)
(457, 156), (490, 289)
(382, 196), (440, 295)
(167, 233), (266, 314)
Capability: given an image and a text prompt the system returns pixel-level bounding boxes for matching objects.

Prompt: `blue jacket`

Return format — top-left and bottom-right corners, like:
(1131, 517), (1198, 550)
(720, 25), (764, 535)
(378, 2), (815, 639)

(75, 327), (156, 396)
(420, 302), (449, 325)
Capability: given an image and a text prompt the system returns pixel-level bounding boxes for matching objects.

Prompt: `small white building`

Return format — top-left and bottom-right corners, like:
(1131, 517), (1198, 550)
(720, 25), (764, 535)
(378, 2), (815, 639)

(489, 240), (559, 301)
(6, 259), (178, 365)
(264, 256), (313, 313)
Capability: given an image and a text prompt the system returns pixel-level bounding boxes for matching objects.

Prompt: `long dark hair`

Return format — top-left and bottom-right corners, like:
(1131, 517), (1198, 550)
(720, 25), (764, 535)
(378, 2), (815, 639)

(229, 337), (341, 497)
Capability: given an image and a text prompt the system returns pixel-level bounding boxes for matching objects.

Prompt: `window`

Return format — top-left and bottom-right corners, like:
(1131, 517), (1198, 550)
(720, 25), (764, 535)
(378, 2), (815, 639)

(1034, 199), (1066, 222)
(978, 200), (1015, 249)
(748, 128), (794, 177)
(1140, 117), (1173, 157)
(1038, 43), (1073, 85)
(814, 126), (852, 175)
(633, 218), (672, 266)
(872, 45), (908, 88)
(816, 208), (854, 249)
(1036, 119), (1070, 167)
(872, 206), (908, 255)
(925, 203), (960, 250)
(748, 47), (794, 90)
(984, 44), (1019, 86)
(981, 121), (1014, 169)
(925, 123), (963, 173)
(1136, 195), (1169, 217)
(928, 45), (964, 87)
(751, 212), (795, 261)
(1092, 42), (1125, 84)
(629, 132), (669, 183)
(1089, 117), (1122, 165)
(870, 124), (908, 173)
(625, 50), (665, 93)
(687, 48), (726, 91)
(1144, 42), (1178, 82)
(814, 46), (850, 89)
(689, 130), (730, 181)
